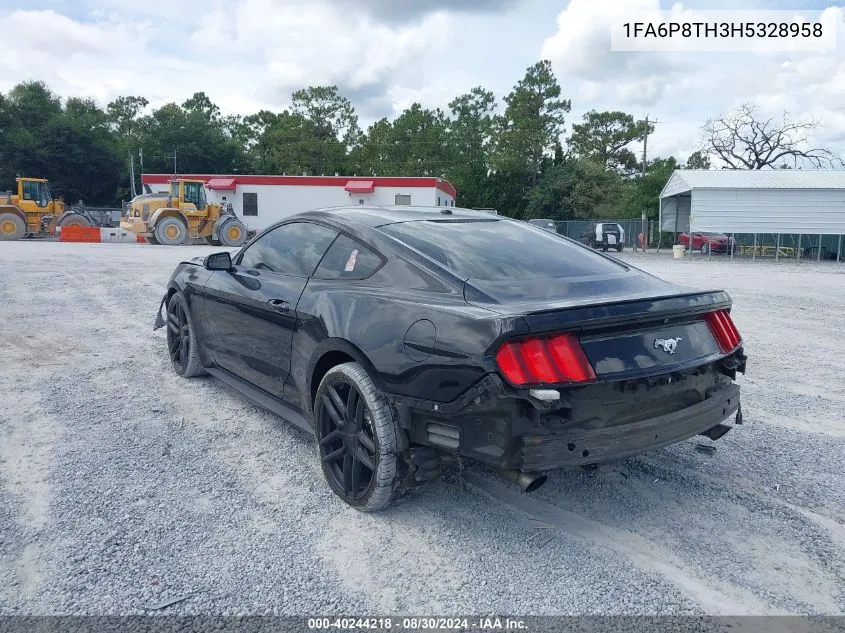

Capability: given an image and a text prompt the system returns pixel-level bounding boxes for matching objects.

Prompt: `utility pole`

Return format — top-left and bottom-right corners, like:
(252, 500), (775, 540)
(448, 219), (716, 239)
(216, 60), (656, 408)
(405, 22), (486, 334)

(640, 115), (650, 253)
(173, 149), (177, 176)
(129, 152), (137, 198)
(139, 148), (144, 175)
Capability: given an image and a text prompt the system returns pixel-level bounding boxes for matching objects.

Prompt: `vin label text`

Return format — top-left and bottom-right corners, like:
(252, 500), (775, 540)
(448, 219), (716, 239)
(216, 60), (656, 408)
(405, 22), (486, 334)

(610, 10), (836, 52)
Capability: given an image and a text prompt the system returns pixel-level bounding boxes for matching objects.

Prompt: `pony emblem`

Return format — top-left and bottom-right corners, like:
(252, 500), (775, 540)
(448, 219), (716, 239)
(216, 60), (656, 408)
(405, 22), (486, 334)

(654, 337), (682, 354)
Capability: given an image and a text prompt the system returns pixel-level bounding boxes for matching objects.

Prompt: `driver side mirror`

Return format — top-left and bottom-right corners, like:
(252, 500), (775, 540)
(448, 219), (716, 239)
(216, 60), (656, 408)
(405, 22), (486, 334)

(204, 251), (232, 271)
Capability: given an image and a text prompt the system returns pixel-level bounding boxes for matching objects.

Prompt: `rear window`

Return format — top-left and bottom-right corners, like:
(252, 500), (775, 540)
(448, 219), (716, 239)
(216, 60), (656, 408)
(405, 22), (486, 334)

(380, 219), (626, 281)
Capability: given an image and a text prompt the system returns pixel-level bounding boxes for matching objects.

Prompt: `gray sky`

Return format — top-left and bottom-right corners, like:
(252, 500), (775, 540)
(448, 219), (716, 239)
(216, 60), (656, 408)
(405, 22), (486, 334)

(1, 0), (843, 162)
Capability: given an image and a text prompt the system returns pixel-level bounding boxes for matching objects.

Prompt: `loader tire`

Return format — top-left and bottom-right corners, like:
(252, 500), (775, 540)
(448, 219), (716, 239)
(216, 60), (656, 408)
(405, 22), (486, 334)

(0, 213), (26, 240)
(154, 217), (187, 245)
(217, 218), (247, 247)
(57, 213), (92, 229)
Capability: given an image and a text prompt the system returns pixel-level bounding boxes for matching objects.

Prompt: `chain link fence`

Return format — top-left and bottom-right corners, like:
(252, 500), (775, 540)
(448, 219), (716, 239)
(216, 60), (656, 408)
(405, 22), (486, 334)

(545, 220), (844, 262)
(551, 219), (661, 250)
(670, 232), (844, 262)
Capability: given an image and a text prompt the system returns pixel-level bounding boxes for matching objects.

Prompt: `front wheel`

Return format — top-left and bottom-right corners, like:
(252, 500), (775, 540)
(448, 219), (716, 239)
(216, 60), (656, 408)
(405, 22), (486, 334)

(314, 362), (405, 512)
(616, 244), (623, 252)
(217, 218), (247, 247)
(700, 243), (710, 255)
(165, 293), (205, 377)
(155, 217), (187, 245)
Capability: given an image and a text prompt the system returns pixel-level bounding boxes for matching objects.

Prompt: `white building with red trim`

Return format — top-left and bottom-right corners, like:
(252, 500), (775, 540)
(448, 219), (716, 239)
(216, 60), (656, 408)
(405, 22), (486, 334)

(140, 174), (457, 232)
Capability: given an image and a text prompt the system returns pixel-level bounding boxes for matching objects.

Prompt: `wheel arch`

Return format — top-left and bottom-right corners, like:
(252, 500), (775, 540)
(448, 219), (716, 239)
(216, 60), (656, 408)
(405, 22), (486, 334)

(150, 207), (188, 229)
(306, 339), (387, 414)
(0, 206), (27, 222)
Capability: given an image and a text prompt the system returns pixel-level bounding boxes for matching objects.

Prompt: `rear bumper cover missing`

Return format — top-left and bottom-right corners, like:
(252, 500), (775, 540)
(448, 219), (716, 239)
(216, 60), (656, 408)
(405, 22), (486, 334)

(388, 369), (742, 472)
(517, 382), (740, 470)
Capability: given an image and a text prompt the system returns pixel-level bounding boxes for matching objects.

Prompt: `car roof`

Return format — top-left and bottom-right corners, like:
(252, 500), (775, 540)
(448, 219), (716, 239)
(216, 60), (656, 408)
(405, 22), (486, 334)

(300, 205), (503, 228)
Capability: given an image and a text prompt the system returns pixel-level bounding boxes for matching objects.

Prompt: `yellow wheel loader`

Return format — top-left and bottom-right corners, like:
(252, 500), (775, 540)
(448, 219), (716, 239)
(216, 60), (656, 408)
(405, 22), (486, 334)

(120, 178), (247, 246)
(0, 177), (95, 240)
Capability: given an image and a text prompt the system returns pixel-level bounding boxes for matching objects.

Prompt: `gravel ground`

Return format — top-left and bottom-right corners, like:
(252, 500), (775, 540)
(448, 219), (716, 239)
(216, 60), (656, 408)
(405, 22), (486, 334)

(0, 241), (843, 616)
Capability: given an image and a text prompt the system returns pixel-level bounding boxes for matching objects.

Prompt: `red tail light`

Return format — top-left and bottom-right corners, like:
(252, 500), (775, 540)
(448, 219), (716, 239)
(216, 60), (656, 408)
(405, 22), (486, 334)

(705, 309), (742, 353)
(495, 333), (596, 386)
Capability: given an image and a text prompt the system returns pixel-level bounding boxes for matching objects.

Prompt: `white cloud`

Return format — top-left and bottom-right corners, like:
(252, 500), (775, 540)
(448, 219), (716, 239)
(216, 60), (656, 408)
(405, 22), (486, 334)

(0, 0), (451, 119)
(542, 1), (845, 163)
(2, 0), (843, 167)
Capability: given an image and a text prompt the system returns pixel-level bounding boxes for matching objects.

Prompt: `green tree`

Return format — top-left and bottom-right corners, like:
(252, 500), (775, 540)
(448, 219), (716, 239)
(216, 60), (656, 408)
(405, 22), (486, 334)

(526, 157), (624, 220)
(490, 61), (570, 216)
(444, 87), (497, 209)
(354, 104), (451, 177)
(290, 86), (361, 175)
(618, 156), (678, 219)
(683, 150), (711, 169)
(106, 96), (149, 143)
(137, 92), (250, 176)
(255, 111), (321, 175)
(0, 82), (121, 204)
(569, 110), (652, 174)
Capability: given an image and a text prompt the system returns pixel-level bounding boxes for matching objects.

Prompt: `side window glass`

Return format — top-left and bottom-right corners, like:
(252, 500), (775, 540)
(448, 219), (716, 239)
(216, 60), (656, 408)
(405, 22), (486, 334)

(239, 222), (337, 276)
(23, 181), (38, 200)
(184, 183), (202, 206)
(313, 234), (384, 280)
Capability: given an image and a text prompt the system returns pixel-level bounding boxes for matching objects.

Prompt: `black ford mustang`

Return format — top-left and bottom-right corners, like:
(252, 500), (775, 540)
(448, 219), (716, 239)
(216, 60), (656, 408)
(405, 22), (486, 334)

(155, 206), (747, 511)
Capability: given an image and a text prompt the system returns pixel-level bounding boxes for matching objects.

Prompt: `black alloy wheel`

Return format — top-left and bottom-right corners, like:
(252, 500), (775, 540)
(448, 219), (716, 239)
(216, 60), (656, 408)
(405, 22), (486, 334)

(166, 297), (191, 373)
(317, 378), (379, 501)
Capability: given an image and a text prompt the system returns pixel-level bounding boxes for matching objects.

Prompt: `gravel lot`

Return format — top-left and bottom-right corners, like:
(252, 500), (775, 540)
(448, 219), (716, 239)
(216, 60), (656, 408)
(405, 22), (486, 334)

(1, 241), (844, 616)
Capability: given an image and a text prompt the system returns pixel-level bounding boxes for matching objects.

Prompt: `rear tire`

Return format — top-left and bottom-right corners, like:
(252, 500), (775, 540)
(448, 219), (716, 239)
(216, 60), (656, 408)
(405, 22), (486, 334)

(616, 244), (623, 252)
(314, 362), (405, 512)
(217, 218), (247, 247)
(0, 213), (26, 240)
(155, 217), (187, 245)
(700, 243), (709, 255)
(165, 293), (205, 378)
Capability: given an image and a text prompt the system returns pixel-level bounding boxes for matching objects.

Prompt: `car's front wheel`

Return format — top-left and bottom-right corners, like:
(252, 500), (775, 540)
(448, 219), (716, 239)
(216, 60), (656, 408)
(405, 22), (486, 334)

(165, 293), (205, 377)
(314, 362), (405, 512)
(700, 243), (710, 255)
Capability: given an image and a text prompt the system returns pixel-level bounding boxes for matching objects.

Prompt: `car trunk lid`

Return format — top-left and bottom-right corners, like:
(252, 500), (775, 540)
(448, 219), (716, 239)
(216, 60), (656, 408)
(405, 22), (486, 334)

(465, 273), (733, 380)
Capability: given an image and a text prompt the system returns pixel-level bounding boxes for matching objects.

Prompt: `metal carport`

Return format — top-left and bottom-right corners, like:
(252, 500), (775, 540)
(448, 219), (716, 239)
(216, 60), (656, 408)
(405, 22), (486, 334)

(659, 170), (845, 260)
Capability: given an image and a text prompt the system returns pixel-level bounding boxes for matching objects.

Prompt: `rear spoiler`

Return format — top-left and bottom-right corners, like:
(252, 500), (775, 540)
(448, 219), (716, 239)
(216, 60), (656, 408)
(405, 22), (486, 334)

(520, 290), (733, 335)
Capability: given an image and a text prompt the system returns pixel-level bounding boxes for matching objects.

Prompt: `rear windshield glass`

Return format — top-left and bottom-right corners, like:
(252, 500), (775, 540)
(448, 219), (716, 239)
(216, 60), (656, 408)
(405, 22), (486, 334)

(380, 219), (626, 280)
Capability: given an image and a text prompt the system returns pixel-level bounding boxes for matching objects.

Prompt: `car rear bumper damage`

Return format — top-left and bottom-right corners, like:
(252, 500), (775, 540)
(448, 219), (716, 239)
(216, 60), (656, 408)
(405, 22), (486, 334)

(386, 353), (745, 482)
(516, 382), (740, 470)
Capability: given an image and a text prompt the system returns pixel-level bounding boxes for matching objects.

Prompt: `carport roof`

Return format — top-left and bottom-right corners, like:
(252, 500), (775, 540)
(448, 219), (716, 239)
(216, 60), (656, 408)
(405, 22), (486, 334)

(661, 169), (845, 198)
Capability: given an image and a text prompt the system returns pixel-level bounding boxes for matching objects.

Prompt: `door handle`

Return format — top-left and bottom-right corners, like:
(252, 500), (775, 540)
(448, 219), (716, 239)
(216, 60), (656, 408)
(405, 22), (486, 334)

(267, 299), (290, 311)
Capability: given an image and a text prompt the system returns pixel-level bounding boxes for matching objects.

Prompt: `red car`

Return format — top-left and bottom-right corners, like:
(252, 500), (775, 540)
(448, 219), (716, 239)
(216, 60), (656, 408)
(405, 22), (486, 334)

(678, 231), (735, 255)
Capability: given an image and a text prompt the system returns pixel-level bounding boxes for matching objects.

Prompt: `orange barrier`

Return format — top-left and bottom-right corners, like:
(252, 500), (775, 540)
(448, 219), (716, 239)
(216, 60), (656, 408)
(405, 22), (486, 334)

(59, 226), (147, 243)
(59, 226), (103, 242)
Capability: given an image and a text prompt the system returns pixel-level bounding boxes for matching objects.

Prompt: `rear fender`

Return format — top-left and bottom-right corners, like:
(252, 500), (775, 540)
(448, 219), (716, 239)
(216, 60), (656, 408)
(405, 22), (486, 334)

(305, 338), (388, 413)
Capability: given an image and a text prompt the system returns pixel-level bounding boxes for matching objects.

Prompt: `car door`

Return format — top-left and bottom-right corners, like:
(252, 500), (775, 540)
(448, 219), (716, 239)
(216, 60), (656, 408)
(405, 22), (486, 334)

(202, 221), (339, 397)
